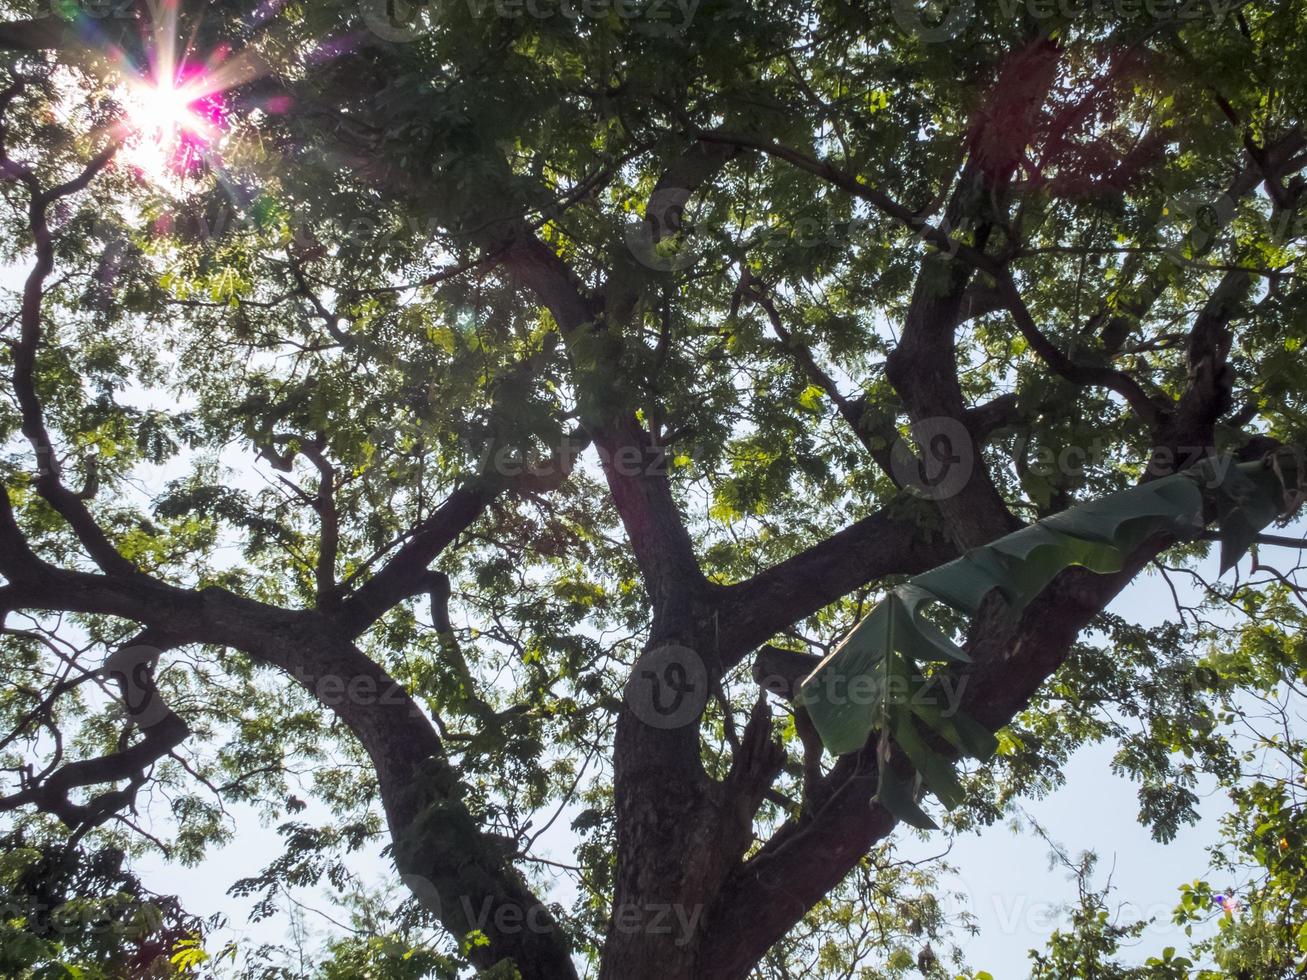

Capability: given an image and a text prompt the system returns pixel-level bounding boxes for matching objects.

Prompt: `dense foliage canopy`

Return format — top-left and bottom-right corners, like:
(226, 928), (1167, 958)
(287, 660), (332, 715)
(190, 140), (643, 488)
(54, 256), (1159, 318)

(1, 0), (1307, 976)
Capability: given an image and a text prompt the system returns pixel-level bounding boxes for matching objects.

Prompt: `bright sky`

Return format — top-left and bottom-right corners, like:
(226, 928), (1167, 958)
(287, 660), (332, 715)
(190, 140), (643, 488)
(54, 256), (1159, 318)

(0, 112), (1293, 977)
(931, 561), (1236, 977)
(117, 539), (1276, 977)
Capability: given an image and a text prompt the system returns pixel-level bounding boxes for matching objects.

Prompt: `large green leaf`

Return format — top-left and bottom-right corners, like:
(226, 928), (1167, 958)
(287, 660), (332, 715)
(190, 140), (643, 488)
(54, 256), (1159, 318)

(873, 765), (938, 832)
(797, 454), (1294, 829)
(1210, 464), (1283, 573)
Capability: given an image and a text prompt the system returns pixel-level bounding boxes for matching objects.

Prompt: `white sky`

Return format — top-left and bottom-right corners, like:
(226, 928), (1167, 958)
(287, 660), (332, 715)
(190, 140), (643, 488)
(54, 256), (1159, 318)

(120, 545), (1283, 977)
(2, 198), (1297, 980)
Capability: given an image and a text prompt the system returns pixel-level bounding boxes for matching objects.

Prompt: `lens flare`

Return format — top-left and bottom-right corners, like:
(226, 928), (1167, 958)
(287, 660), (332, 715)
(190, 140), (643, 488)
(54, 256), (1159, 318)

(105, 0), (266, 187)
(120, 69), (227, 181)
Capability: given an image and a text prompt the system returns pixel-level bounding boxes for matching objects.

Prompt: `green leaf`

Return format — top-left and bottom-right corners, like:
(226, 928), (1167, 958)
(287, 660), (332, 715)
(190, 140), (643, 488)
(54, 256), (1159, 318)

(1212, 464), (1280, 572)
(797, 602), (894, 756)
(874, 767), (938, 831)
(892, 709), (966, 809)
(951, 711), (1000, 761)
(905, 698), (998, 766)
(798, 459), (1284, 830)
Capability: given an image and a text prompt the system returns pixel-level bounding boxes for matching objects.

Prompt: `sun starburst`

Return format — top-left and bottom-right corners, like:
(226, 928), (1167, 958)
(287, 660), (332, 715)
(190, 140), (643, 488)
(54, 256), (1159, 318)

(107, 0), (270, 187)
(119, 69), (227, 182)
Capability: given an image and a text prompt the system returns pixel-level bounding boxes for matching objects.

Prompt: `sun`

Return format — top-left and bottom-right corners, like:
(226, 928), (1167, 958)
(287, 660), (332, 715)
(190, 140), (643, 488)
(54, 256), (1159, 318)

(102, 0), (290, 188)
(119, 72), (226, 183)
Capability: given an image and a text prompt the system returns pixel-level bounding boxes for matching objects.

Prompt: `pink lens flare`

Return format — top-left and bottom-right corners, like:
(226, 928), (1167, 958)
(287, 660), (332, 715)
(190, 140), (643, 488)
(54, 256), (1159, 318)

(112, 2), (256, 186)
(1212, 893), (1241, 918)
(120, 64), (230, 181)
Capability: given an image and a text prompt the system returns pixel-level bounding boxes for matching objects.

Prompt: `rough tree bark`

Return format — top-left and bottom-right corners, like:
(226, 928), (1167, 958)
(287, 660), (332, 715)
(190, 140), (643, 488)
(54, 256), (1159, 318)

(1, 12), (1304, 980)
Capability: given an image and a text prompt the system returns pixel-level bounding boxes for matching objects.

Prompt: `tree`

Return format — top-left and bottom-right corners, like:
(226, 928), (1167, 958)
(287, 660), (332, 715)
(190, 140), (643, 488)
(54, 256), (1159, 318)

(0, 0), (1306, 976)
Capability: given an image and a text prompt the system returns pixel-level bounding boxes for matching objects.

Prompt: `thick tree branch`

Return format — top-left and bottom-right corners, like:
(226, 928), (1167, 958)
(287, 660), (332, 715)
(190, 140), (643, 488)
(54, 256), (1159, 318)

(2, 101), (130, 576)
(966, 392), (1021, 438)
(335, 483), (494, 637)
(494, 216), (709, 612)
(999, 271), (1167, 430)
(0, 547), (578, 977)
(0, 631), (189, 831)
(717, 509), (957, 670)
(299, 438), (342, 611)
(591, 417), (708, 617)
(751, 645), (821, 701)
(333, 429), (587, 637)
(705, 441), (1302, 975)
(886, 252), (1021, 548)
(702, 533), (1181, 977)
(1156, 266), (1253, 460)
(878, 42), (1067, 550)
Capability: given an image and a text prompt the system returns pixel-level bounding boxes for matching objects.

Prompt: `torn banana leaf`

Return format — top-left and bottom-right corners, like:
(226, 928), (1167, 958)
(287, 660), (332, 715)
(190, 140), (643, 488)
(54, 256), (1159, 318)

(797, 454), (1295, 829)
